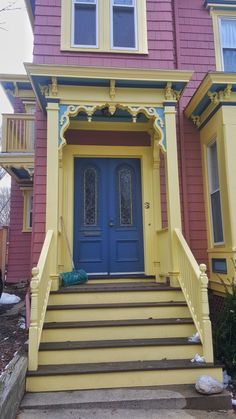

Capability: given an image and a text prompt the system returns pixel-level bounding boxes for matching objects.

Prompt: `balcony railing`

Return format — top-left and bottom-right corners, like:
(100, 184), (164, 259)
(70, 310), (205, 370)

(1, 114), (35, 153)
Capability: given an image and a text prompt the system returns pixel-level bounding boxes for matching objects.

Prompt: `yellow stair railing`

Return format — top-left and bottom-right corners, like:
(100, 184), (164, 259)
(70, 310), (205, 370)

(1, 113), (35, 153)
(174, 228), (214, 362)
(28, 230), (54, 370)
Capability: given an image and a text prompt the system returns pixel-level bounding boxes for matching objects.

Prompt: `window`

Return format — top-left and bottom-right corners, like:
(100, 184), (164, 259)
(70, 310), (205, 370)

(61, 0), (147, 54)
(220, 18), (236, 71)
(72, 0), (98, 47)
(207, 141), (224, 244)
(22, 189), (33, 232)
(111, 0), (136, 49)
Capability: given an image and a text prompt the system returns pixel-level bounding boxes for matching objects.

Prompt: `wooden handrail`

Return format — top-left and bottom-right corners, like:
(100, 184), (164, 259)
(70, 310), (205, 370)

(174, 228), (213, 362)
(28, 230), (54, 370)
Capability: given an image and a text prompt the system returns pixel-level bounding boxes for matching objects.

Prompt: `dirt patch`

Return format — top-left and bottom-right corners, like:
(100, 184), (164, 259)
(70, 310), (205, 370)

(0, 284), (28, 375)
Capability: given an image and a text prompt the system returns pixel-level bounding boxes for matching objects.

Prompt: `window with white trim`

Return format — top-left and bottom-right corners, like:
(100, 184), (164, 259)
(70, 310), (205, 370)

(111, 0), (136, 49)
(72, 0), (98, 47)
(207, 141), (224, 244)
(61, 0), (147, 54)
(220, 17), (236, 71)
(22, 189), (33, 232)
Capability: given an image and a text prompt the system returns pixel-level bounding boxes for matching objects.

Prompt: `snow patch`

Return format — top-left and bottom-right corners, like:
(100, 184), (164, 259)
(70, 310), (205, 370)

(0, 293), (20, 304)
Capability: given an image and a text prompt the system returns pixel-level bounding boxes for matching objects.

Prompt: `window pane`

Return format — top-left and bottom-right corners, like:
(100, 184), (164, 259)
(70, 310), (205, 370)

(77, 0), (95, 3)
(223, 49), (236, 71)
(84, 168), (97, 226)
(74, 4), (96, 46)
(221, 19), (236, 48)
(113, 0), (133, 5)
(113, 7), (135, 48)
(118, 167), (133, 226)
(208, 142), (219, 192)
(211, 191), (224, 243)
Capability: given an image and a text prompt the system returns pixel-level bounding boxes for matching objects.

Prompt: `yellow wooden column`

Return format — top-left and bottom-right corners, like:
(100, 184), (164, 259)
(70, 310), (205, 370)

(46, 102), (59, 291)
(152, 134), (163, 281)
(164, 105), (182, 287)
(222, 108), (236, 252)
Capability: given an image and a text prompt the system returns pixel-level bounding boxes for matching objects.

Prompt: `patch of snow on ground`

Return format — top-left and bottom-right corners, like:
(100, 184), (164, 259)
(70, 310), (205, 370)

(0, 293), (21, 304)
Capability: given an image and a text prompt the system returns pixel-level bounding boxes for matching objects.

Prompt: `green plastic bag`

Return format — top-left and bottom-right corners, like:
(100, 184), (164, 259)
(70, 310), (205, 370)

(59, 269), (88, 287)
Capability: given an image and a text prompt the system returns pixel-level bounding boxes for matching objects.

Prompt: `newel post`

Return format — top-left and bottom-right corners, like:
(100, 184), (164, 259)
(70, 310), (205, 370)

(28, 267), (39, 370)
(199, 264), (214, 363)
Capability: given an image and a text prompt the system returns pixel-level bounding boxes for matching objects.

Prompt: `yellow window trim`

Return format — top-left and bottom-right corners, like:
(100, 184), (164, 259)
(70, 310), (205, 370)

(211, 9), (236, 70)
(21, 188), (33, 233)
(61, 0), (148, 54)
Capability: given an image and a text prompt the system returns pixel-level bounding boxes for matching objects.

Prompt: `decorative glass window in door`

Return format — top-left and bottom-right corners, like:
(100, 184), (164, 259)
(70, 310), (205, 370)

(118, 166), (133, 226)
(84, 167), (97, 226)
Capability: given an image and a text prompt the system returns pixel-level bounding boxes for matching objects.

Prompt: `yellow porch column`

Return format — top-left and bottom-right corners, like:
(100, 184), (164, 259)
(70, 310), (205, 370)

(222, 109), (236, 251)
(46, 102), (59, 291)
(164, 105), (182, 287)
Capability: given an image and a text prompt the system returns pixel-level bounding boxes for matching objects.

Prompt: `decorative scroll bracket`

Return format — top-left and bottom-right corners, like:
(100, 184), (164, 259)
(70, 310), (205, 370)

(59, 103), (166, 152)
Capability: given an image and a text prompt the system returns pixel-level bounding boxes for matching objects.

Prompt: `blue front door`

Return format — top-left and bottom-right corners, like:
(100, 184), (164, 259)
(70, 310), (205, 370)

(74, 158), (144, 275)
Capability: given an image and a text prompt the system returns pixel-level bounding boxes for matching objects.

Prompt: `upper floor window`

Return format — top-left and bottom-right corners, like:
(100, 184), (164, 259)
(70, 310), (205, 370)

(61, 0), (147, 54)
(72, 0), (98, 47)
(220, 18), (236, 71)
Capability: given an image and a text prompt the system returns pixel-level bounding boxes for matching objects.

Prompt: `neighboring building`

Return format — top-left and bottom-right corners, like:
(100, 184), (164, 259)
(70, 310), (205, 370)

(0, 0), (235, 392)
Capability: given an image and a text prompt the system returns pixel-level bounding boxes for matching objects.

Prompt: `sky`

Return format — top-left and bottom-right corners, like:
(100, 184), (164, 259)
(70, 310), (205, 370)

(0, 0), (33, 188)
(0, 0), (33, 122)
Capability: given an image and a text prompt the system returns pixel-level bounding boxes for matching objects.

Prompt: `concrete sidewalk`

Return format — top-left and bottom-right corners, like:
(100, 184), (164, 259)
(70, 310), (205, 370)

(16, 407), (236, 419)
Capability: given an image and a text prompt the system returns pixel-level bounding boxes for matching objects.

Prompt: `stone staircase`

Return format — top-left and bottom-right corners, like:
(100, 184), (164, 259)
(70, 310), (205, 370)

(26, 278), (222, 392)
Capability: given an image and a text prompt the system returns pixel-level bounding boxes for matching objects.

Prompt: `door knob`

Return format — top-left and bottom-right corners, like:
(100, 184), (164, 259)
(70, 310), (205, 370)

(109, 220), (114, 227)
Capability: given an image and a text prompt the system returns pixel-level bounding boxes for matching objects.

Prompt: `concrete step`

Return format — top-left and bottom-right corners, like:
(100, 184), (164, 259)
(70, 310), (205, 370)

(21, 384), (231, 411)
(26, 359), (223, 392)
(45, 301), (190, 322)
(41, 318), (196, 342)
(38, 337), (202, 365)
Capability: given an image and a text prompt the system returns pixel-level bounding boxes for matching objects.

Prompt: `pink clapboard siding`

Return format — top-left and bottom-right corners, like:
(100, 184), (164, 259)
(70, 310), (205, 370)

(7, 179), (31, 283)
(31, 107), (47, 267)
(33, 0), (175, 70)
(175, 0), (216, 265)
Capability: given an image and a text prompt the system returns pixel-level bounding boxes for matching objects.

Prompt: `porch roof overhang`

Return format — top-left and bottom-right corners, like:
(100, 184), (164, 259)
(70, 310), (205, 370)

(0, 74), (35, 108)
(185, 71), (236, 129)
(0, 154), (34, 183)
(24, 63), (193, 111)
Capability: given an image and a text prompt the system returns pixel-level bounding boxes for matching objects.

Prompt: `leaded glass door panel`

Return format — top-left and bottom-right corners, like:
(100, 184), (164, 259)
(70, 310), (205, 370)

(74, 158), (144, 275)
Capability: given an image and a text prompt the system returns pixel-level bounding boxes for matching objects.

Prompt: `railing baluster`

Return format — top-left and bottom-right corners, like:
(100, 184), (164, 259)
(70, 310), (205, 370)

(2, 114), (35, 153)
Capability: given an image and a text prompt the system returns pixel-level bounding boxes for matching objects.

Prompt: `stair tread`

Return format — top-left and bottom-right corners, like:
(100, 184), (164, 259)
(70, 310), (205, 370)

(47, 301), (187, 310)
(27, 359), (216, 376)
(52, 283), (181, 294)
(39, 337), (201, 351)
(43, 317), (194, 329)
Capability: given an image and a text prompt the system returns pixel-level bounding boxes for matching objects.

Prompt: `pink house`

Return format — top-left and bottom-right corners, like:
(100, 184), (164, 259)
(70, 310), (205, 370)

(0, 0), (235, 392)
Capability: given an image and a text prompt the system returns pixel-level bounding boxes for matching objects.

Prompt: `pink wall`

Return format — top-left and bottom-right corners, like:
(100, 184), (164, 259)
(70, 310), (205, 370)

(175, 0), (216, 264)
(33, 0), (175, 69)
(31, 107), (47, 267)
(7, 179), (31, 283)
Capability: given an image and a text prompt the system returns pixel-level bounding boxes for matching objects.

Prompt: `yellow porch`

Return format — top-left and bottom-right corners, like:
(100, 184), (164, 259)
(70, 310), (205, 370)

(25, 64), (218, 390)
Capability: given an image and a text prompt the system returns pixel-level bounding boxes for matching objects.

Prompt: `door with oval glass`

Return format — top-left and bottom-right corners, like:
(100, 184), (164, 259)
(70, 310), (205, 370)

(74, 157), (144, 275)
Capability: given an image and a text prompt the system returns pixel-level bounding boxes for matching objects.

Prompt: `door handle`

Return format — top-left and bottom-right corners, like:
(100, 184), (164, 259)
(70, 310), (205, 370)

(109, 220), (114, 227)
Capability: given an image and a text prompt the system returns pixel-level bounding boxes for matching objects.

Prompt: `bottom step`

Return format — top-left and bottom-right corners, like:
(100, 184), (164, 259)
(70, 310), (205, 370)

(26, 360), (223, 392)
(21, 384), (231, 411)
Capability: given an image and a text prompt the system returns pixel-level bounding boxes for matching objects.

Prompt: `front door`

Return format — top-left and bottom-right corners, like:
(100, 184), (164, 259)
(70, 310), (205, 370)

(74, 158), (144, 275)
